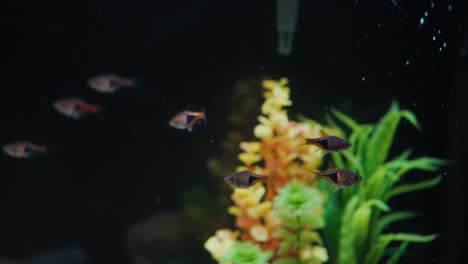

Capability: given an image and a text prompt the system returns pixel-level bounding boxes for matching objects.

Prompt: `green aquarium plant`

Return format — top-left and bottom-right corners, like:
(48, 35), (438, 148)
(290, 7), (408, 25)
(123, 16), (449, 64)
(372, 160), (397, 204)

(301, 102), (446, 264)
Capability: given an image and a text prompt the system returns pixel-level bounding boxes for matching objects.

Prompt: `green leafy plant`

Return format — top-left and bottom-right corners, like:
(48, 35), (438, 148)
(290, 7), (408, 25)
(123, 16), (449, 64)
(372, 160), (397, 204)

(221, 242), (273, 264)
(272, 182), (327, 264)
(302, 101), (446, 264)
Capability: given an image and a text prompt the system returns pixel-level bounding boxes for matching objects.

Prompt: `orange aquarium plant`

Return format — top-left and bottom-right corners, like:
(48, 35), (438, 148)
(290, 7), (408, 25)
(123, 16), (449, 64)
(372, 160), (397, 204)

(204, 78), (330, 263)
(204, 78), (445, 264)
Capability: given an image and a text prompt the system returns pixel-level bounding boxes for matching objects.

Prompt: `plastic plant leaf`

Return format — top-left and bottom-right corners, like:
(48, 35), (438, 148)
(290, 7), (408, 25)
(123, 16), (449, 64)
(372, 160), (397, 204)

(352, 199), (390, 256)
(386, 242), (409, 264)
(278, 239), (294, 255)
(400, 110), (421, 130)
(300, 230), (323, 245)
(363, 233), (437, 264)
(355, 125), (374, 163)
(384, 148), (413, 168)
(331, 107), (360, 131)
(351, 206), (371, 250)
(331, 152), (346, 170)
(384, 175), (442, 201)
(342, 150), (364, 176)
(391, 158), (447, 182)
(372, 211), (418, 244)
(338, 196), (359, 264)
(361, 199), (390, 212)
(364, 102), (401, 175)
(273, 257), (297, 264)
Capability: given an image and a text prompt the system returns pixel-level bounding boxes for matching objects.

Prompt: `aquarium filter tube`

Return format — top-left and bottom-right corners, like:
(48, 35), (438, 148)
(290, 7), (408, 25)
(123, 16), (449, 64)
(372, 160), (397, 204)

(276, 0), (300, 56)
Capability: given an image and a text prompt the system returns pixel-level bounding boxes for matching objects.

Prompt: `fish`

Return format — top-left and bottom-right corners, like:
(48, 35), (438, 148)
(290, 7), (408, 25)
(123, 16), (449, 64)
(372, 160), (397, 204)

(53, 97), (100, 119)
(302, 135), (352, 153)
(87, 74), (137, 93)
(314, 169), (363, 188)
(224, 170), (268, 189)
(169, 110), (206, 132)
(2, 141), (47, 158)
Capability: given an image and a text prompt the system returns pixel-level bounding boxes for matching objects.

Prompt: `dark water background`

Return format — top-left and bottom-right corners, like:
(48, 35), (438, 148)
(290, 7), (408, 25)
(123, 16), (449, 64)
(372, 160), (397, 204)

(3, 0), (467, 263)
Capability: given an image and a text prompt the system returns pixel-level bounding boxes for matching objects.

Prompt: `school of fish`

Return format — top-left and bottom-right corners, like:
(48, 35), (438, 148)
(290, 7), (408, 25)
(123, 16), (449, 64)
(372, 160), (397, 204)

(2, 74), (359, 190)
(224, 132), (364, 189)
(2, 73), (205, 159)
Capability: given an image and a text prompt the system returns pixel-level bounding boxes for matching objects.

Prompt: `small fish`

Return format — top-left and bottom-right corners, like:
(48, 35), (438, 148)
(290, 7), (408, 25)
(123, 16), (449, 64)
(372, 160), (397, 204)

(169, 110), (207, 132)
(315, 169), (363, 188)
(87, 74), (137, 93)
(303, 135), (352, 152)
(53, 97), (100, 119)
(224, 170), (268, 189)
(2, 141), (47, 158)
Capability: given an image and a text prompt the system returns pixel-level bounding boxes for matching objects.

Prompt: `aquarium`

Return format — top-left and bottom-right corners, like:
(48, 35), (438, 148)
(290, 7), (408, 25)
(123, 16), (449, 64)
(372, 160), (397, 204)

(4, 0), (467, 264)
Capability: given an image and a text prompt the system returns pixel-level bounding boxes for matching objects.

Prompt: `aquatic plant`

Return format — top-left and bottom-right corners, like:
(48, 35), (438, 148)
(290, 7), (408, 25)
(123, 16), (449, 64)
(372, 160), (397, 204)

(205, 78), (329, 263)
(205, 77), (444, 263)
(300, 102), (446, 264)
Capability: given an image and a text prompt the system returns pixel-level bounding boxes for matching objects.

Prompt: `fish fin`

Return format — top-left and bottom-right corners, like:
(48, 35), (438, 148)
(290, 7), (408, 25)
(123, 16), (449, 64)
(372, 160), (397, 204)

(128, 77), (142, 89)
(317, 175), (338, 188)
(296, 136), (310, 149)
(319, 129), (328, 137)
(304, 167), (321, 175)
(33, 145), (48, 153)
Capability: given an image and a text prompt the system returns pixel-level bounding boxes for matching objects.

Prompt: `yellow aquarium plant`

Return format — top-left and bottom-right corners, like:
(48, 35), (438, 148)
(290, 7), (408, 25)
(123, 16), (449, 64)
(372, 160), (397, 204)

(205, 78), (330, 263)
(204, 78), (445, 264)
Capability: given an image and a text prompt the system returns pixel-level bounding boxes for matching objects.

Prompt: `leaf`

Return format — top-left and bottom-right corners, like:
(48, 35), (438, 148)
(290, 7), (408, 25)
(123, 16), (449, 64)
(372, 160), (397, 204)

(331, 152), (346, 170)
(365, 102), (401, 175)
(278, 239), (294, 255)
(373, 211), (418, 244)
(364, 167), (388, 200)
(301, 230), (323, 245)
(400, 110), (421, 130)
(386, 242), (409, 264)
(331, 108), (360, 131)
(363, 233), (437, 264)
(325, 113), (346, 137)
(362, 199), (390, 212)
(342, 151), (364, 177)
(352, 199), (390, 259)
(392, 158), (447, 182)
(356, 125), (374, 162)
(384, 175), (442, 201)
(338, 196), (359, 264)
(273, 257), (297, 264)
(351, 206), (371, 250)
(385, 148), (413, 168)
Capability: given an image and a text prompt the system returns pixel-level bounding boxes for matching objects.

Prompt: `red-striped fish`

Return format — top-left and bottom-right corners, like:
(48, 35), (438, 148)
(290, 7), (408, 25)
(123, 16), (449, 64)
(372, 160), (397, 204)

(315, 169), (363, 188)
(2, 141), (47, 158)
(53, 97), (101, 119)
(87, 74), (137, 93)
(224, 170), (268, 189)
(169, 110), (206, 132)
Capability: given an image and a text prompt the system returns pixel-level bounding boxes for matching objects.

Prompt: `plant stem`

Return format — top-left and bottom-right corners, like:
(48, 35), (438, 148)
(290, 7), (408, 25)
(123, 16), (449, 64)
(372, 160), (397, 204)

(296, 216), (301, 264)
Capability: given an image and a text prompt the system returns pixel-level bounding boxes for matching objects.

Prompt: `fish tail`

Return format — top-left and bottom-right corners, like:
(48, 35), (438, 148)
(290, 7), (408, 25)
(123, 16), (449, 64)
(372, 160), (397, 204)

(127, 77), (141, 89)
(296, 136), (308, 148)
(34, 145), (47, 153)
(78, 102), (99, 113)
(253, 176), (268, 186)
(304, 138), (321, 147)
(201, 108), (207, 126)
